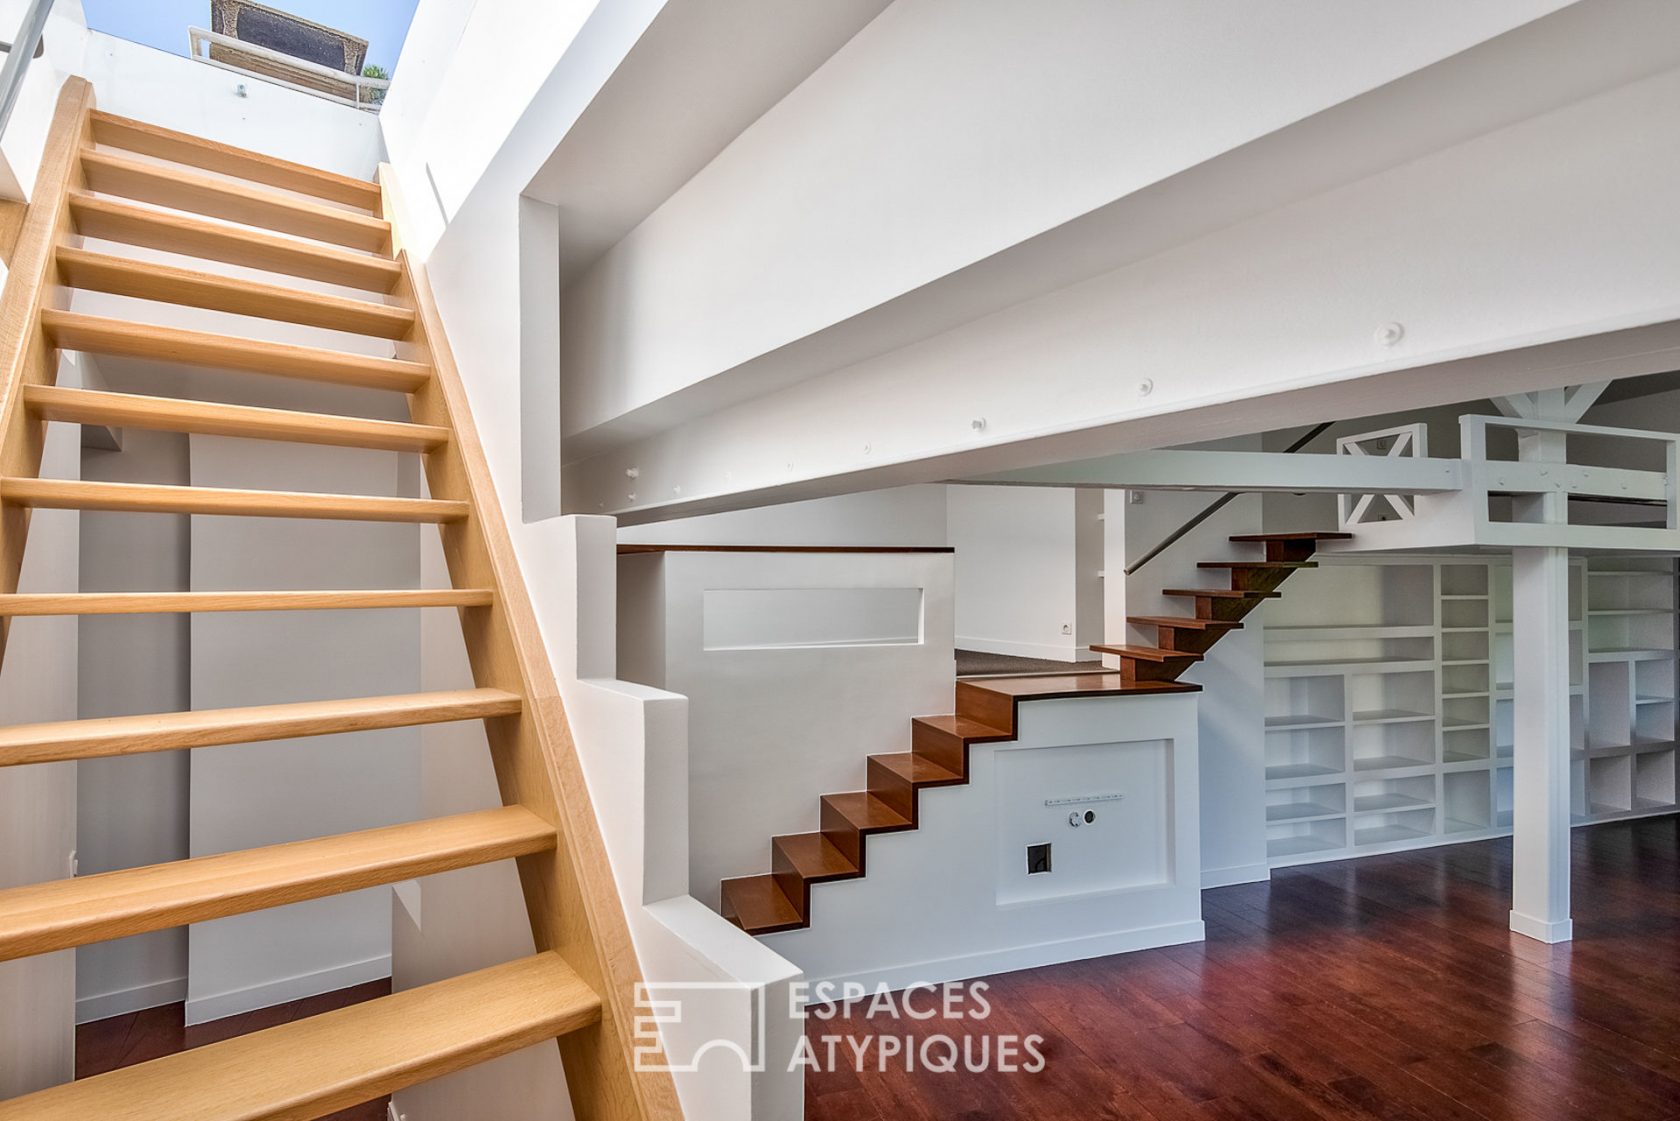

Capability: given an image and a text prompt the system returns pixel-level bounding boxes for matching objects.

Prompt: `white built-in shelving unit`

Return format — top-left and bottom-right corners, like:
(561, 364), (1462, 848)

(1262, 554), (1677, 867)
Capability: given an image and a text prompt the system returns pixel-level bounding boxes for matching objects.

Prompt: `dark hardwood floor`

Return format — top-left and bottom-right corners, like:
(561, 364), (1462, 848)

(77, 978), (391, 1120)
(805, 814), (1680, 1121)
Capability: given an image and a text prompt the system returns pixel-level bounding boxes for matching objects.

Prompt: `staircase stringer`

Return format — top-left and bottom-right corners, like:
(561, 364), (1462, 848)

(393, 254), (683, 1121)
(0, 77), (94, 667)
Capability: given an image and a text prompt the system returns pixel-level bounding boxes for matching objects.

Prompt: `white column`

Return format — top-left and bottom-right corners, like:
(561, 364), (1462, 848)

(1509, 545), (1573, 943)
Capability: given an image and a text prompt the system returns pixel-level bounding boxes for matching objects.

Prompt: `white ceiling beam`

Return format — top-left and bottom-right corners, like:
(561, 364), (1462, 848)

(955, 449), (1464, 494)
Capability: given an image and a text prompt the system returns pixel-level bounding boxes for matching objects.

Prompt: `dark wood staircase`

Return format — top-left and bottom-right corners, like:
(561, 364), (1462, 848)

(1098, 531), (1348, 682)
(719, 530), (1347, 936)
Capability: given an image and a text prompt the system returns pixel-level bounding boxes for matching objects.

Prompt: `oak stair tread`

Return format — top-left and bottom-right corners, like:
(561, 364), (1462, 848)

(720, 875), (803, 935)
(1228, 532), (1353, 542)
(0, 478), (469, 523)
(821, 792), (913, 833)
(869, 751), (963, 786)
(0, 688), (522, 767)
(41, 310), (430, 392)
(1088, 644), (1204, 663)
(0, 589), (492, 616)
(25, 386), (449, 452)
(80, 148), (391, 252)
(1162, 587), (1283, 599)
(0, 951), (598, 1121)
(56, 247), (414, 338)
(1127, 615), (1242, 631)
(0, 806), (553, 961)
(69, 193), (402, 291)
(89, 109), (384, 212)
(773, 833), (860, 882)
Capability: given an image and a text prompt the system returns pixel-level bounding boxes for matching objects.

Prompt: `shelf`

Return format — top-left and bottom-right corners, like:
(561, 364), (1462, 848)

(1588, 608), (1675, 617)
(1351, 755), (1434, 774)
(1635, 695), (1677, 706)
(1266, 763), (1341, 782)
(1442, 750), (1490, 765)
(1441, 659), (1488, 667)
(1265, 802), (1344, 823)
(1265, 624), (1435, 641)
(1352, 793), (1433, 814)
(1443, 817), (1491, 834)
(1266, 658), (1437, 677)
(1634, 796), (1678, 813)
(1441, 627), (1490, 634)
(1354, 822), (1432, 846)
(1440, 595), (1490, 601)
(1588, 649), (1678, 662)
(1442, 719), (1490, 731)
(1350, 709), (1435, 726)
(1442, 691), (1489, 700)
(1634, 738), (1677, 754)
(1496, 809), (1514, 828)
(1265, 713), (1343, 730)
(1267, 835), (1343, 859)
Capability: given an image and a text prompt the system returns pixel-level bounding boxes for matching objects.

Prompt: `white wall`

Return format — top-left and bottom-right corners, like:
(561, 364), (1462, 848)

(618, 550), (955, 912)
(80, 30), (381, 178)
(75, 426), (191, 1024)
(379, 0), (619, 259)
(1117, 442), (1269, 888)
(0, 357), (83, 1098)
(948, 485), (1090, 661)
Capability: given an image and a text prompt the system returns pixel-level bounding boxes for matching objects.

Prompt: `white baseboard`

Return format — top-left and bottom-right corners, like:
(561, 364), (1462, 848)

(1201, 863), (1270, 889)
(185, 953), (391, 1026)
(956, 636), (1083, 662)
(76, 975), (187, 1024)
(1508, 910), (1573, 944)
(802, 919), (1206, 993)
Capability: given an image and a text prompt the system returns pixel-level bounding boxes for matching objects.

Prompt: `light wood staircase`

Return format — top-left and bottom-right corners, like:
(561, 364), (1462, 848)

(0, 80), (680, 1120)
(720, 530), (1347, 936)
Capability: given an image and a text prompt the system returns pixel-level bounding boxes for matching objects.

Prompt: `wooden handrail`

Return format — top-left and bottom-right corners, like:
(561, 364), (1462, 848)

(396, 249), (683, 1120)
(0, 75), (92, 665)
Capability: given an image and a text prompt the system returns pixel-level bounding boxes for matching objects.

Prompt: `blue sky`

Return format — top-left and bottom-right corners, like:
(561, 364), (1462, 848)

(83, 0), (421, 73)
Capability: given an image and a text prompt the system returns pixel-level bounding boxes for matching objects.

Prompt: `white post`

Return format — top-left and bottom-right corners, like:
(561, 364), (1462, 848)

(1508, 544), (1573, 943)
(1504, 390), (1580, 944)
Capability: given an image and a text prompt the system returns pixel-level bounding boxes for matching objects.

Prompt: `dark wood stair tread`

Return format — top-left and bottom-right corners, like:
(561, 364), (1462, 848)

(1228, 532), (1352, 542)
(910, 714), (1011, 742)
(720, 874), (804, 934)
(870, 751), (964, 786)
(1089, 644), (1204, 663)
(1196, 560), (1317, 570)
(1128, 616), (1242, 631)
(773, 832), (860, 881)
(821, 792), (913, 832)
(1163, 587), (1283, 599)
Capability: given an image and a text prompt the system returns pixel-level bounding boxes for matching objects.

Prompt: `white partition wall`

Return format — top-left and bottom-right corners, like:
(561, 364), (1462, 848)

(618, 548), (956, 911)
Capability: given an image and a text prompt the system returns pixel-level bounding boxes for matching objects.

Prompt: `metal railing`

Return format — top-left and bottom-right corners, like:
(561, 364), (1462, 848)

(1122, 422), (1334, 576)
(0, 0), (54, 143)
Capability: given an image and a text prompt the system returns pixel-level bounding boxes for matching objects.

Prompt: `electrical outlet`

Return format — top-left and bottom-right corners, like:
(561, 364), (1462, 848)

(66, 849), (77, 877)
(1060, 624), (1072, 635)
(1026, 843), (1052, 875)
